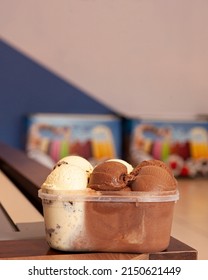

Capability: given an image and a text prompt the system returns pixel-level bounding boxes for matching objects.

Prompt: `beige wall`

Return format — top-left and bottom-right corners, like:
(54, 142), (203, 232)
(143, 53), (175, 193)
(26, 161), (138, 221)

(1, 0), (208, 118)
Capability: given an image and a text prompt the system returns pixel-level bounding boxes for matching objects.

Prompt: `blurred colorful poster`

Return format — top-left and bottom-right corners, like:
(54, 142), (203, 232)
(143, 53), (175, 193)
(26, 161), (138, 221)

(126, 119), (208, 177)
(26, 114), (122, 168)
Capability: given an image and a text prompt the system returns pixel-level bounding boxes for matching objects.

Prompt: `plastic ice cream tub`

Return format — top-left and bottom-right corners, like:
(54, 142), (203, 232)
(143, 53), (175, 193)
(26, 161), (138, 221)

(38, 188), (179, 253)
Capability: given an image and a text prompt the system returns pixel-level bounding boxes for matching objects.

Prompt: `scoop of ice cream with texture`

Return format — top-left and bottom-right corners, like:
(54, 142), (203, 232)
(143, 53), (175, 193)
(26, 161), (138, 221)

(88, 160), (130, 191)
(55, 155), (93, 178)
(130, 159), (177, 191)
(41, 163), (88, 190)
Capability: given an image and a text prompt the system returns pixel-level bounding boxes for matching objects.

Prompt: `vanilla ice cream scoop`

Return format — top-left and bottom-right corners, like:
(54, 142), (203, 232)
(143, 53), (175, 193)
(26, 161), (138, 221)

(42, 163), (88, 190)
(55, 155), (93, 178)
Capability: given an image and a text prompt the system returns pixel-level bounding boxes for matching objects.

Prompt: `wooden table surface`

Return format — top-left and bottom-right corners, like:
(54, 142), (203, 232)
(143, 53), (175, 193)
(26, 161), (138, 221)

(0, 142), (198, 260)
(0, 236), (197, 260)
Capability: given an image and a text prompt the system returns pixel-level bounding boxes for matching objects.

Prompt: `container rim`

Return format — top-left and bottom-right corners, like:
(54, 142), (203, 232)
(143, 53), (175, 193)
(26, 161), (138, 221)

(38, 189), (179, 203)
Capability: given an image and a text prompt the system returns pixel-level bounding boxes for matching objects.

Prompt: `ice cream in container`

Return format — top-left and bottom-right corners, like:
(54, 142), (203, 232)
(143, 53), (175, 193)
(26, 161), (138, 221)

(38, 155), (179, 253)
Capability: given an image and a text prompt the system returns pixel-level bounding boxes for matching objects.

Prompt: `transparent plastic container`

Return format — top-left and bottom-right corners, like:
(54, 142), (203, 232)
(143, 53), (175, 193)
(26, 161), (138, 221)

(38, 188), (179, 253)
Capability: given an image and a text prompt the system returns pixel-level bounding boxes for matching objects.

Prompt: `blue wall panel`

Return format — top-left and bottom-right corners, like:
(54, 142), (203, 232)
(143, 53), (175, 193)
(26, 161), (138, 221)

(0, 39), (114, 150)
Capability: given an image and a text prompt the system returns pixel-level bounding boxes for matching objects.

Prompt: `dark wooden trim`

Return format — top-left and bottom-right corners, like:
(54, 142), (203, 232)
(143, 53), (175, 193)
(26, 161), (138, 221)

(0, 142), (50, 213)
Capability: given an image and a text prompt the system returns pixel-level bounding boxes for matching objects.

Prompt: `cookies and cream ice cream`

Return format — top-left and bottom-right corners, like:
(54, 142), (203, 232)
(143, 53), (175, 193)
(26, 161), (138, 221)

(55, 155), (93, 179)
(42, 164), (88, 190)
(40, 155), (93, 251)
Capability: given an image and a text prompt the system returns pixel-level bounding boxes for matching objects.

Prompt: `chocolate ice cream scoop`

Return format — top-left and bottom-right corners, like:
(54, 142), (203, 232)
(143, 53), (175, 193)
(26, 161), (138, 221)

(88, 161), (130, 191)
(130, 159), (177, 191)
(131, 159), (174, 177)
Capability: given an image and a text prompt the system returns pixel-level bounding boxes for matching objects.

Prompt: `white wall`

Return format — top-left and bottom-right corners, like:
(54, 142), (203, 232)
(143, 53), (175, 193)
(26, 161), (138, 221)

(1, 0), (208, 119)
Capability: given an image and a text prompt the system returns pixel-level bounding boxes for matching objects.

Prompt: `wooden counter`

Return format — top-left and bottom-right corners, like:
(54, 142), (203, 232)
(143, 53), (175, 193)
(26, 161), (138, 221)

(0, 142), (198, 260)
(0, 236), (197, 260)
